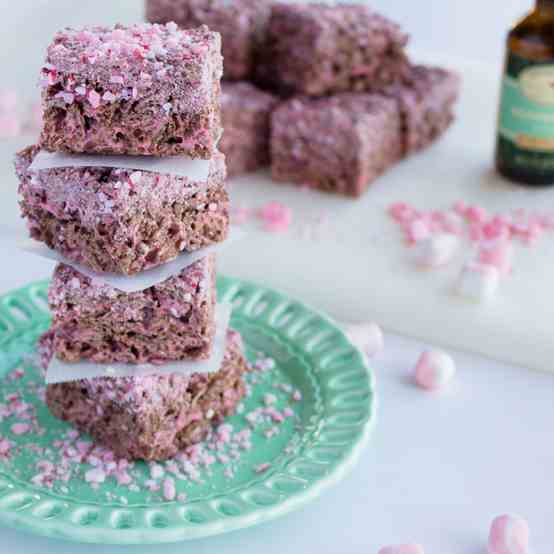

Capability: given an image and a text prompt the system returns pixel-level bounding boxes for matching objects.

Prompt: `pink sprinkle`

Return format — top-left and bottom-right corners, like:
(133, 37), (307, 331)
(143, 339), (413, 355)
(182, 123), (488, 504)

(466, 205), (488, 223)
(478, 240), (513, 275)
(88, 90), (101, 109)
(258, 202), (292, 233)
(389, 202), (417, 223)
(163, 477), (176, 501)
(254, 462), (271, 474)
(11, 423), (30, 435)
(102, 91), (116, 102)
(283, 407), (294, 418)
(378, 545), (424, 554)
(292, 390), (302, 402)
(0, 438), (12, 456)
(84, 467), (106, 484)
(488, 514), (529, 554)
(414, 350), (456, 391)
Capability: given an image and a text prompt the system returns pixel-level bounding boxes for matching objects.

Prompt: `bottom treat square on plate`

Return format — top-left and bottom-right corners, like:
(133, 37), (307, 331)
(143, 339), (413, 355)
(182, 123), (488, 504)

(43, 329), (248, 461)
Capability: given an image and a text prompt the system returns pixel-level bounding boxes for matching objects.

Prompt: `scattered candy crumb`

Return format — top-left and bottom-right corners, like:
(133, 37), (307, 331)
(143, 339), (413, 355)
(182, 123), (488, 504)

(488, 514), (529, 554)
(258, 201), (293, 233)
(388, 200), (554, 302)
(0, 353), (302, 505)
(414, 350), (456, 391)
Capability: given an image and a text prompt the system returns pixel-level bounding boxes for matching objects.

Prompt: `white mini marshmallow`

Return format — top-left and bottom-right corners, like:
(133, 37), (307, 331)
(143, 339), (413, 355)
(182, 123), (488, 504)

(412, 233), (459, 268)
(345, 322), (384, 358)
(456, 262), (500, 302)
(488, 514), (529, 554)
(414, 350), (456, 390)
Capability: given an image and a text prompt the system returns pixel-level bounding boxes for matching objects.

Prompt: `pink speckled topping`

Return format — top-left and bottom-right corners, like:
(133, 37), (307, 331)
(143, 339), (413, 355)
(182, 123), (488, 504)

(46, 255), (216, 364)
(49, 257), (213, 319)
(40, 22), (220, 114)
(16, 145), (225, 231)
(146, 0), (272, 80)
(259, 2), (409, 96)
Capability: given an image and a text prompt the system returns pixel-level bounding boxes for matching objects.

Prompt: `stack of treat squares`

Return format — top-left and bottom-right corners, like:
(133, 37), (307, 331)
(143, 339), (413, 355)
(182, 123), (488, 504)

(147, 0), (461, 196)
(14, 22), (249, 461)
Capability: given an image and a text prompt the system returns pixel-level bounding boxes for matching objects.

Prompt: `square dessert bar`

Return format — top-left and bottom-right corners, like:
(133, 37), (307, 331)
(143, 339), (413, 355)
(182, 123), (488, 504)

(221, 82), (279, 177)
(259, 3), (409, 96)
(383, 65), (461, 155)
(47, 256), (216, 364)
(16, 146), (229, 275)
(39, 23), (222, 158)
(146, 0), (271, 81)
(44, 329), (248, 461)
(270, 94), (402, 197)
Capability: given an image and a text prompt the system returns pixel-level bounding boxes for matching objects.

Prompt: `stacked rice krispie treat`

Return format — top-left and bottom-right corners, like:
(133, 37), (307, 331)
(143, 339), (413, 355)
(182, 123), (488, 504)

(146, 1), (460, 196)
(15, 22), (249, 461)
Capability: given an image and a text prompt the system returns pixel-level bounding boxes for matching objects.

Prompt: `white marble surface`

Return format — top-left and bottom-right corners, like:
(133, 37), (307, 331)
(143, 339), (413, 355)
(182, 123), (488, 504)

(0, 1), (553, 552)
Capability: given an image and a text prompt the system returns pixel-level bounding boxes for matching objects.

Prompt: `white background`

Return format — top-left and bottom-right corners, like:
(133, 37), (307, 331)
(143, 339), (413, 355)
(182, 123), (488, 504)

(1, 1), (554, 553)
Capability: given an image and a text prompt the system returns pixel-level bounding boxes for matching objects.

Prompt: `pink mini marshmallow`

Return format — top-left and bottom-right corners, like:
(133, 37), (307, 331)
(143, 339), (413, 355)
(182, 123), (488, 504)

(488, 514), (529, 554)
(11, 423), (30, 435)
(378, 544), (424, 554)
(457, 262), (500, 302)
(414, 350), (456, 390)
(345, 322), (384, 358)
(412, 233), (459, 268)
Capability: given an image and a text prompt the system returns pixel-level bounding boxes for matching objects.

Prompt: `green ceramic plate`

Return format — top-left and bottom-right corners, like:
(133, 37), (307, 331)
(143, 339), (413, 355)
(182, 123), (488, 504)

(0, 276), (375, 544)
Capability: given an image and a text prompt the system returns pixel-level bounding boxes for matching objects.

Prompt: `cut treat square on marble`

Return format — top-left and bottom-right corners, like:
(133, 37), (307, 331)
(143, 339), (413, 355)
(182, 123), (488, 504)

(16, 145), (229, 275)
(382, 65), (461, 155)
(270, 94), (402, 197)
(146, 0), (272, 81)
(43, 329), (248, 461)
(46, 256), (216, 365)
(258, 2), (409, 96)
(220, 82), (279, 177)
(39, 22), (222, 158)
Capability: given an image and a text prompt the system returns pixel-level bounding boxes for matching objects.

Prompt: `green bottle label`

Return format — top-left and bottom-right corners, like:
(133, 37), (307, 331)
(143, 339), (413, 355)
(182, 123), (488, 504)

(498, 53), (554, 173)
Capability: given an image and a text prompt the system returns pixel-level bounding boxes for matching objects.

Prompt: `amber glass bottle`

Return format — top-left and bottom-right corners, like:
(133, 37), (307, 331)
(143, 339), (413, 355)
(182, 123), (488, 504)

(496, 0), (554, 185)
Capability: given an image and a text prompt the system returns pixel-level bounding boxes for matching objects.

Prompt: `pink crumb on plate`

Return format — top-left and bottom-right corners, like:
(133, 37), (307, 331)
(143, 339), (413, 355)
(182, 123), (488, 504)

(258, 202), (292, 233)
(414, 350), (456, 391)
(378, 544), (425, 554)
(163, 477), (176, 501)
(488, 514), (529, 554)
(11, 423), (30, 435)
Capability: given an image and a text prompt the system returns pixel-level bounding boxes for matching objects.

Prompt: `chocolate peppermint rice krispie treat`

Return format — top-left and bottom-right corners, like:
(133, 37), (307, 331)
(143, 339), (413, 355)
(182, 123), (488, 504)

(16, 145), (229, 275)
(146, 0), (272, 81)
(258, 3), (409, 96)
(221, 82), (279, 177)
(48, 256), (216, 364)
(39, 23), (222, 158)
(271, 94), (402, 197)
(43, 329), (248, 461)
(383, 65), (461, 155)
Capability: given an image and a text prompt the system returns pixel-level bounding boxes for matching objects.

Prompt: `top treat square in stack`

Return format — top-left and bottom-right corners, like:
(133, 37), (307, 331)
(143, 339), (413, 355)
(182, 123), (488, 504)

(146, 0), (272, 81)
(39, 22), (222, 158)
(259, 2), (409, 96)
